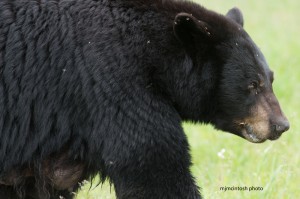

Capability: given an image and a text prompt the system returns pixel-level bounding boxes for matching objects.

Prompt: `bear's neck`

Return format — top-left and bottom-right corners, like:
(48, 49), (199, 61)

(149, 46), (220, 123)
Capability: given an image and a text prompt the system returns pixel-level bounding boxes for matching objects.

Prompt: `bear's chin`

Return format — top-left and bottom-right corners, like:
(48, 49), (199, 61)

(240, 126), (267, 143)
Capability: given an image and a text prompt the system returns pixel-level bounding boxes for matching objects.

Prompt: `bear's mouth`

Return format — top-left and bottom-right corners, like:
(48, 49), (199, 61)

(240, 123), (266, 143)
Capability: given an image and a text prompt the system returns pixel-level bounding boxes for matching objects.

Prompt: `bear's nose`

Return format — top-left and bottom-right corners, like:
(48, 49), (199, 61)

(272, 120), (290, 134)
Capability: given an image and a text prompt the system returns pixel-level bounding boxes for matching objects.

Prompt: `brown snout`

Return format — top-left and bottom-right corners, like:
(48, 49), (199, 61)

(239, 90), (290, 142)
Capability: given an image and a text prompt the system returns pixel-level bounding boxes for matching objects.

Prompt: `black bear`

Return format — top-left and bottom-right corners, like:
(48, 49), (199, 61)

(0, 0), (289, 198)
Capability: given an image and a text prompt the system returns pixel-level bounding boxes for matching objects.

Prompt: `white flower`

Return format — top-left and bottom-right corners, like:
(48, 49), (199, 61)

(217, 148), (226, 159)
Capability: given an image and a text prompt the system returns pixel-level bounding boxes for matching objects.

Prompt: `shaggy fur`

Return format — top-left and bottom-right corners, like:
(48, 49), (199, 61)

(0, 0), (288, 198)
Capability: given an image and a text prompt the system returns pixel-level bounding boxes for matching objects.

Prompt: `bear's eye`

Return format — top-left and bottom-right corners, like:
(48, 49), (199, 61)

(248, 82), (259, 94)
(248, 82), (258, 89)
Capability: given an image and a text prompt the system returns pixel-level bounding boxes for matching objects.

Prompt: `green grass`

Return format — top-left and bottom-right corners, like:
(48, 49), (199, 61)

(75, 0), (300, 198)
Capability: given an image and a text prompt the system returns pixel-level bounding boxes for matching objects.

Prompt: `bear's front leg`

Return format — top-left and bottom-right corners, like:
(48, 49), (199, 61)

(101, 118), (201, 199)
(111, 162), (201, 199)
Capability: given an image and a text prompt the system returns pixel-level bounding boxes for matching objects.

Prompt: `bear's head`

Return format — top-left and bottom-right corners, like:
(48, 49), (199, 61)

(173, 8), (289, 143)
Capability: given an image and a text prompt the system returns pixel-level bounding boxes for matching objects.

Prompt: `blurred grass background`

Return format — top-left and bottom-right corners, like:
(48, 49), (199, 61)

(76, 0), (300, 198)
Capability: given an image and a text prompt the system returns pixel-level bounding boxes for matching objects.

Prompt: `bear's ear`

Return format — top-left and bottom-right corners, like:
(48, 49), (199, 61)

(173, 13), (212, 45)
(226, 7), (244, 27)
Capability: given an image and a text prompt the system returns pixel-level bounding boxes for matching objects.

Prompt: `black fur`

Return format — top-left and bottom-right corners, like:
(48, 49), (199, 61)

(0, 0), (286, 198)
